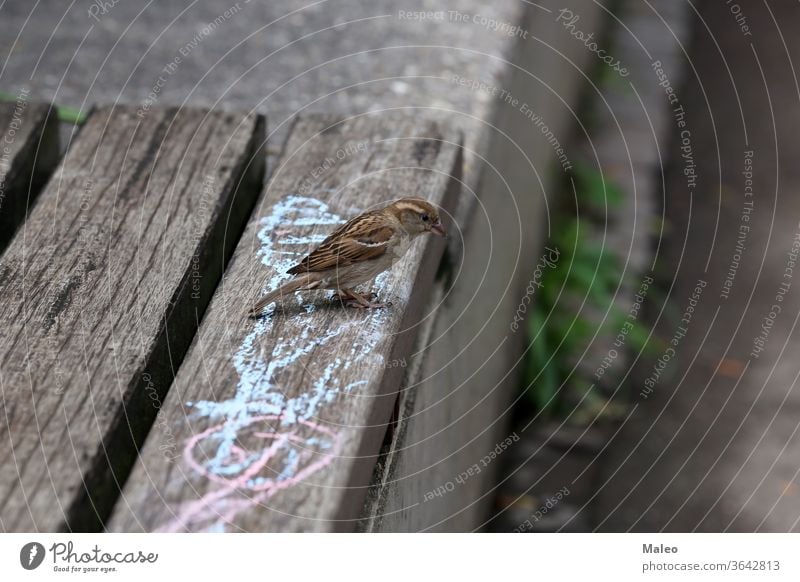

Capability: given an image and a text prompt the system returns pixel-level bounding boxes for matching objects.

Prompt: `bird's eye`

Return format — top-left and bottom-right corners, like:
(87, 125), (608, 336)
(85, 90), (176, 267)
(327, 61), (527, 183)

(421, 214), (429, 222)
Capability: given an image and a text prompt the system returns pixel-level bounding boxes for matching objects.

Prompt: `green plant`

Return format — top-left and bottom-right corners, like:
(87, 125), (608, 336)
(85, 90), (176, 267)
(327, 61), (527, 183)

(0, 90), (87, 125)
(524, 163), (655, 420)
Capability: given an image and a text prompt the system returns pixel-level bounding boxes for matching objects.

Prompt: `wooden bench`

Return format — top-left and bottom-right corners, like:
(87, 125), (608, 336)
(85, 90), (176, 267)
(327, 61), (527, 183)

(0, 105), (264, 531)
(0, 0), (606, 532)
(108, 113), (462, 532)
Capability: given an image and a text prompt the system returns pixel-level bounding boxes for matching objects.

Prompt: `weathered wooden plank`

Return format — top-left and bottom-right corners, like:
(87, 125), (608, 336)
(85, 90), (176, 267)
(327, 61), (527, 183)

(0, 98), (60, 253)
(359, 0), (608, 531)
(109, 113), (462, 532)
(0, 105), (265, 531)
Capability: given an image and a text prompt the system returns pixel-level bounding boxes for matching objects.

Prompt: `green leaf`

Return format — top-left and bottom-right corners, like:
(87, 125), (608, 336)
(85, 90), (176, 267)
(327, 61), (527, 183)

(556, 317), (593, 354)
(0, 90), (87, 125)
(566, 262), (600, 295)
(526, 310), (558, 413)
(570, 161), (624, 209)
(55, 105), (87, 125)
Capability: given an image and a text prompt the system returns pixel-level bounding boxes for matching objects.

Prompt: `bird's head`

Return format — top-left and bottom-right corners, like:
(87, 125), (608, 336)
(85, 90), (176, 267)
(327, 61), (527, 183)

(387, 197), (446, 237)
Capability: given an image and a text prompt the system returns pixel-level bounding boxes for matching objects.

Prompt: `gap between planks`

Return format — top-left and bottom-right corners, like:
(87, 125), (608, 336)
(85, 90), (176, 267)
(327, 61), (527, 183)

(0, 105), (265, 531)
(108, 112), (463, 532)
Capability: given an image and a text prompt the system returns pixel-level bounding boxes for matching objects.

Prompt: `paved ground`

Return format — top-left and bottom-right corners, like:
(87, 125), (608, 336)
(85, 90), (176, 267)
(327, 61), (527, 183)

(594, 1), (800, 532)
(0, 0), (521, 177)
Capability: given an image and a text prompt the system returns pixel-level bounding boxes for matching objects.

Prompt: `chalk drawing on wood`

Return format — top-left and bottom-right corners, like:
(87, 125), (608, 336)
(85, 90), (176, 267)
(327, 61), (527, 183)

(160, 194), (394, 531)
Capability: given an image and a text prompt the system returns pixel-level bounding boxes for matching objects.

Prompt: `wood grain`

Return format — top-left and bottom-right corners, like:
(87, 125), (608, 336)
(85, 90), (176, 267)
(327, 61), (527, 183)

(0, 105), (265, 531)
(109, 113), (462, 532)
(0, 99), (60, 254)
(358, 1), (608, 531)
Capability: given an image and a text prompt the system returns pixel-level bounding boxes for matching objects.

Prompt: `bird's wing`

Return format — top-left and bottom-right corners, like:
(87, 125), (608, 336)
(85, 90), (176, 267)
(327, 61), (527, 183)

(287, 213), (395, 274)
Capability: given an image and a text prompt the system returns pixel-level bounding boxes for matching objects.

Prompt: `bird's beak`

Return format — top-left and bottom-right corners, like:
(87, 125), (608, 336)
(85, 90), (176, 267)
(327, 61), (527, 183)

(430, 220), (447, 237)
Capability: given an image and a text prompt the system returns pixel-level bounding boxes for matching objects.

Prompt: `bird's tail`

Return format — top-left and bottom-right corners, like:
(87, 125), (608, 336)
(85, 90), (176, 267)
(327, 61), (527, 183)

(249, 274), (317, 316)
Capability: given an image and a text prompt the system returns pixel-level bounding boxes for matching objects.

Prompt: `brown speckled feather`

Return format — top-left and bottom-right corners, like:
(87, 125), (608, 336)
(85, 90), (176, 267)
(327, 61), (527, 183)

(287, 211), (394, 274)
(250, 197), (445, 315)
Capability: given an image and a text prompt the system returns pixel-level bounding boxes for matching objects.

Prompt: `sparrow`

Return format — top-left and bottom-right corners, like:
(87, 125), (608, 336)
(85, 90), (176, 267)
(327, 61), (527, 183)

(249, 197), (446, 316)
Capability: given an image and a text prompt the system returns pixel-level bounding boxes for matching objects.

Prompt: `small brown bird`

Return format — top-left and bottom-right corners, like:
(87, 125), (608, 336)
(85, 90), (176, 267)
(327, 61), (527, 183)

(249, 197), (446, 316)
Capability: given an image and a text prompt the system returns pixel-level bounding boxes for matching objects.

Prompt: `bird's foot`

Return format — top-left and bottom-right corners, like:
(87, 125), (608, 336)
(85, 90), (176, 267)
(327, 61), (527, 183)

(340, 289), (390, 309)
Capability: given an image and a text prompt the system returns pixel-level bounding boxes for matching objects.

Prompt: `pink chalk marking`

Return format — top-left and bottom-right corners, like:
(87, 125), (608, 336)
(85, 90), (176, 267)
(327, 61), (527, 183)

(156, 197), (376, 532)
(158, 415), (341, 532)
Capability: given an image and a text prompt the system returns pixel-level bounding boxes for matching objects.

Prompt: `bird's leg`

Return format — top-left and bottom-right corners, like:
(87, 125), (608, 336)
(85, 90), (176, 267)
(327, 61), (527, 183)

(340, 288), (388, 309)
(332, 288), (361, 307)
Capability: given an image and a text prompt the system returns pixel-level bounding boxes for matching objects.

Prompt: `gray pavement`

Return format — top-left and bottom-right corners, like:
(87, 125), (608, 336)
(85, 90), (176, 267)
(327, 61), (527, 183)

(0, 0), (519, 167)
